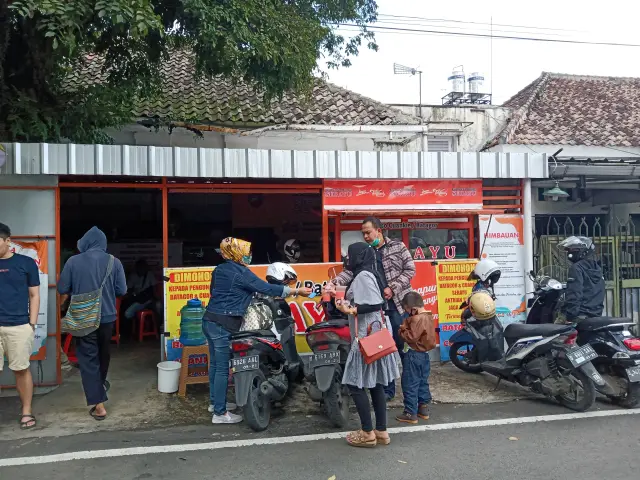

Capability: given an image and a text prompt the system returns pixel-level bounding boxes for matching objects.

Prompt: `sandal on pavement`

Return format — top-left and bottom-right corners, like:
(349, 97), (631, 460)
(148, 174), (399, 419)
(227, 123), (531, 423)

(89, 406), (106, 421)
(19, 414), (37, 430)
(374, 430), (391, 445)
(346, 430), (377, 448)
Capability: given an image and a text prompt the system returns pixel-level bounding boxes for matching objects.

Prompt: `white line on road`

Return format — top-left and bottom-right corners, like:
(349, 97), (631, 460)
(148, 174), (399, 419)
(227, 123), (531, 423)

(1, 408), (639, 467)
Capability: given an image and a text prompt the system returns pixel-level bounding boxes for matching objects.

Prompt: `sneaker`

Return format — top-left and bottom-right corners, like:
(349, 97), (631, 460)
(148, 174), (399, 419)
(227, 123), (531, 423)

(212, 411), (243, 424)
(418, 404), (430, 420)
(396, 411), (418, 424)
(208, 403), (237, 413)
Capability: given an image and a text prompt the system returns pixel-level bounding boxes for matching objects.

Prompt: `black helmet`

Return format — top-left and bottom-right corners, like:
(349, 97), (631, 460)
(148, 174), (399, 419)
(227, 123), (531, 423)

(558, 236), (595, 263)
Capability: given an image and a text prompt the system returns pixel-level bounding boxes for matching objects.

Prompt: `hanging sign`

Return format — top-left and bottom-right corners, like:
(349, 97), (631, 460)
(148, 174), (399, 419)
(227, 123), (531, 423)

(324, 180), (483, 211)
(478, 215), (527, 325)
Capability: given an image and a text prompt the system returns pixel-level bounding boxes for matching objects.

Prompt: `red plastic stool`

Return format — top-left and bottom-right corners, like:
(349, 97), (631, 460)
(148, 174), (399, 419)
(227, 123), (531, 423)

(134, 309), (159, 342)
(62, 333), (78, 363)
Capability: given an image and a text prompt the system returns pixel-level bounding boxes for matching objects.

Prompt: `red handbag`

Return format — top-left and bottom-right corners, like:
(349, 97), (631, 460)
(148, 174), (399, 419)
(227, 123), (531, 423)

(356, 310), (398, 365)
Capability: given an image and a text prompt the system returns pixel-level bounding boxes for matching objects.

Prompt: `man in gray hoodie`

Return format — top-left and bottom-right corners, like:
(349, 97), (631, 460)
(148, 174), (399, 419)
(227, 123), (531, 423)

(58, 227), (126, 420)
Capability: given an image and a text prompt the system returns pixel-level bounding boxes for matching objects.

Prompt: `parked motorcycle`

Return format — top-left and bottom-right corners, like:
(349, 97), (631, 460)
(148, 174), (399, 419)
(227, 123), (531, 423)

(230, 264), (303, 432)
(303, 295), (352, 427)
(449, 291), (604, 412)
(526, 268), (640, 408)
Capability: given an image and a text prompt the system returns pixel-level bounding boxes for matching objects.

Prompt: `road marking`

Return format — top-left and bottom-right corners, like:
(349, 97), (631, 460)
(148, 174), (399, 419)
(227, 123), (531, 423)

(1, 408), (639, 467)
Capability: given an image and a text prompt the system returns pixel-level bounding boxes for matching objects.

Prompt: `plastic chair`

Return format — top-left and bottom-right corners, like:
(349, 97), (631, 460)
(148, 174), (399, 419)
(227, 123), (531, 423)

(134, 309), (159, 342)
(112, 297), (122, 346)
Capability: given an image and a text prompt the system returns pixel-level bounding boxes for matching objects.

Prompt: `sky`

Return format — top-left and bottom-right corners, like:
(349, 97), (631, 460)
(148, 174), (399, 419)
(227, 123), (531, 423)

(324, 0), (640, 106)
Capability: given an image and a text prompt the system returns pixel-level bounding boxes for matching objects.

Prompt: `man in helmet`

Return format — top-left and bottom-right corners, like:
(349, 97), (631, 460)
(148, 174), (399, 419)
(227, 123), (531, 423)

(556, 236), (604, 324)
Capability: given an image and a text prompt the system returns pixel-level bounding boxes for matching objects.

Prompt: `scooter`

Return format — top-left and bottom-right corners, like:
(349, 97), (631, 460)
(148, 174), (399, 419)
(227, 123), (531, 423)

(230, 297), (302, 432)
(526, 269), (640, 407)
(303, 296), (352, 427)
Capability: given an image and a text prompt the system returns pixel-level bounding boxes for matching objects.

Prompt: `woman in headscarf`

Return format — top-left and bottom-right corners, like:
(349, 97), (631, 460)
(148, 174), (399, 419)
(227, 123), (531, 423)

(335, 242), (401, 447)
(203, 237), (311, 425)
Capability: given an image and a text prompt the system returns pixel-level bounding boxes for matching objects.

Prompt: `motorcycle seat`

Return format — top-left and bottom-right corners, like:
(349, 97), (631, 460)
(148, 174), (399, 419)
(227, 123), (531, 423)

(306, 319), (350, 332)
(504, 323), (573, 339)
(231, 329), (277, 340)
(575, 316), (634, 332)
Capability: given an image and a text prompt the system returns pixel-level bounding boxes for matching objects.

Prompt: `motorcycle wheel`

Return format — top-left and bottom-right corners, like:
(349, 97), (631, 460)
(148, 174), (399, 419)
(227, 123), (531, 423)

(449, 342), (482, 374)
(244, 371), (271, 432)
(323, 366), (351, 428)
(611, 382), (640, 408)
(554, 359), (596, 412)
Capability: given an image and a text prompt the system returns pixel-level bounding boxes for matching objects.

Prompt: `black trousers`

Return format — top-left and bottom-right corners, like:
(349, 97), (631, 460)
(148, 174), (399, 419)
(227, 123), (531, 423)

(75, 322), (113, 406)
(348, 384), (387, 432)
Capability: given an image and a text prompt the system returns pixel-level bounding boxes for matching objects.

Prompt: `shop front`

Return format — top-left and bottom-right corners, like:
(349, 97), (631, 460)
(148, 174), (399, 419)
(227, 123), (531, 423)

(0, 144), (548, 386)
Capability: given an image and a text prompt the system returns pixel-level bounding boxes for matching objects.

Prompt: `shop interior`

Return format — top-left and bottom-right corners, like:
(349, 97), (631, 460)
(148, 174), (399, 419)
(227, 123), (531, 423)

(59, 186), (323, 352)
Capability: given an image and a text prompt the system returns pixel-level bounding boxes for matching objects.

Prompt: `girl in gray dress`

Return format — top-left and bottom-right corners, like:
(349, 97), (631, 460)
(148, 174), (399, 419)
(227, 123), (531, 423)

(335, 242), (400, 447)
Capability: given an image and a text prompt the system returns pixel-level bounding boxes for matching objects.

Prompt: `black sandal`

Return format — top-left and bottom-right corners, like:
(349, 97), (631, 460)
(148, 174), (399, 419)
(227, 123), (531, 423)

(19, 414), (37, 430)
(89, 406), (106, 421)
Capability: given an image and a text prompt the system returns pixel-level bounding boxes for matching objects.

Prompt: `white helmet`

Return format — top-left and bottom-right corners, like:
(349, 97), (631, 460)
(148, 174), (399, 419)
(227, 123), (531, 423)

(266, 262), (298, 285)
(469, 259), (501, 286)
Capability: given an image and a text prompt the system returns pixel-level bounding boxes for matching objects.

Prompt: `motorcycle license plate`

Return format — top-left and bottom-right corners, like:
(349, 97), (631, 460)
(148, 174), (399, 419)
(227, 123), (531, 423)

(309, 351), (340, 369)
(626, 365), (640, 383)
(566, 345), (597, 368)
(231, 355), (259, 373)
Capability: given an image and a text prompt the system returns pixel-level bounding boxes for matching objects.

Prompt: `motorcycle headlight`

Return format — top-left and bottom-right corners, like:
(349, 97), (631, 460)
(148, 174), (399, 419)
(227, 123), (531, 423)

(547, 279), (563, 290)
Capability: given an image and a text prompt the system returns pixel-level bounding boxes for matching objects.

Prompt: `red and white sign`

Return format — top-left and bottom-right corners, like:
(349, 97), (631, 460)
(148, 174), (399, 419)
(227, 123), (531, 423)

(323, 180), (483, 211)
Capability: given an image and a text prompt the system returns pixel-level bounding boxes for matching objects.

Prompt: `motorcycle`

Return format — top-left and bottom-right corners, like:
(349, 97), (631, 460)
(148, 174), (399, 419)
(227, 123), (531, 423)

(303, 294), (352, 427)
(230, 297), (302, 432)
(526, 268), (640, 408)
(449, 294), (604, 411)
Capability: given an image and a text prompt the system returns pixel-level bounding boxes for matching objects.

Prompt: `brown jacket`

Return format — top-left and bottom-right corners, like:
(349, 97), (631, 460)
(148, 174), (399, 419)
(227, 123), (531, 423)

(399, 311), (437, 352)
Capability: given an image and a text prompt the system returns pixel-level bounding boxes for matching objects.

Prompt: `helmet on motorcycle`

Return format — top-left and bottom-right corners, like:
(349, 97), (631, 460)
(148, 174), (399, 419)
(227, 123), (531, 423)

(467, 291), (496, 320)
(266, 262), (298, 286)
(468, 259), (501, 286)
(283, 239), (301, 263)
(558, 236), (595, 263)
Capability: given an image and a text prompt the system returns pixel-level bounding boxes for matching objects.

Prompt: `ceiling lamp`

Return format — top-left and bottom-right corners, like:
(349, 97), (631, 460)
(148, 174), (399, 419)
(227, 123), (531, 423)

(543, 181), (570, 201)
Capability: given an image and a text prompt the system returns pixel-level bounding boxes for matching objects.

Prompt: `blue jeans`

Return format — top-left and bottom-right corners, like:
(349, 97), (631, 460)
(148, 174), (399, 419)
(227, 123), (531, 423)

(384, 309), (406, 398)
(401, 349), (432, 415)
(202, 321), (231, 416)
(124, 300), (152, 319)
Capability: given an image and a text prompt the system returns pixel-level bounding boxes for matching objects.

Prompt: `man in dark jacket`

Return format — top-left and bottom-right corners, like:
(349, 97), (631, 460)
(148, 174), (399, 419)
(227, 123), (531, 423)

(557, 236), (605, 323)
(58, 227), (127, 420)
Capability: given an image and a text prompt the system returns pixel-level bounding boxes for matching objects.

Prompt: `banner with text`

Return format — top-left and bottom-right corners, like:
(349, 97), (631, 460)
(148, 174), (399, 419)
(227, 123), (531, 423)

(8, 240), (48, 359)
(324, 180), (483, 211)
(479, 215), (527, 326)
(163, 263), (341, 361)
(410, 261), (439, 339)
(436, 260), (477, 361)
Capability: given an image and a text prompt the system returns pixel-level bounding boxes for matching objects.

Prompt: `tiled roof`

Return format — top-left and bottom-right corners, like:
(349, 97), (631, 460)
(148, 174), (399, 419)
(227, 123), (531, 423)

(64, 53), (421, 127)
(486, 72), (640, 148)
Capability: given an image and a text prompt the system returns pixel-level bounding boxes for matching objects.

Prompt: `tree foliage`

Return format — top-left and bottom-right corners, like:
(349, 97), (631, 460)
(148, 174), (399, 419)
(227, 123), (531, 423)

(0, 0), (378, 143)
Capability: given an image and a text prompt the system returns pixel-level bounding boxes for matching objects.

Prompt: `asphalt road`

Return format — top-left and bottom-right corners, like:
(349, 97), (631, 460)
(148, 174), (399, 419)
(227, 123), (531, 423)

(2, 401), (639, 480)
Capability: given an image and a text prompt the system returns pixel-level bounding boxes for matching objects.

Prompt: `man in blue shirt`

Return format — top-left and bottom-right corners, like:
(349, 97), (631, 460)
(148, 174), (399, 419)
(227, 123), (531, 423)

(0, 223), (41, 429)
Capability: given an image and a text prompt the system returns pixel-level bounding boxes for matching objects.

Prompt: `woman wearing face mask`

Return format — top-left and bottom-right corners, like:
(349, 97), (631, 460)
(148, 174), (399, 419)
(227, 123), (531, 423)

(203, 237), (312, 425)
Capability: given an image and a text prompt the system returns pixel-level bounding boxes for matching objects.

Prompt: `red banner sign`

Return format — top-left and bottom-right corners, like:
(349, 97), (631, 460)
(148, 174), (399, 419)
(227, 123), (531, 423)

(324, 180), (483, 211)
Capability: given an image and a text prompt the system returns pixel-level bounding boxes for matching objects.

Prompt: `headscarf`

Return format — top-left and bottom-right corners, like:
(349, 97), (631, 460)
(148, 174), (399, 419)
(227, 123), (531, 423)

(217, 237), (252, 265)
(346, 242), (386, 297)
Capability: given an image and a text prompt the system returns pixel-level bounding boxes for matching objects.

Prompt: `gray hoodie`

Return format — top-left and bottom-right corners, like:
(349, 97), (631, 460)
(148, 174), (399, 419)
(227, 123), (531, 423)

(58, 227), (127, 323)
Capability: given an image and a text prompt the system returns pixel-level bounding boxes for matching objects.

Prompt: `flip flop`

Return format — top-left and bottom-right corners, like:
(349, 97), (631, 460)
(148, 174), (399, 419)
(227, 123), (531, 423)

(19, 414), (37, 430)
(89, 406), (106, 421)
(346, 430), (377, 448)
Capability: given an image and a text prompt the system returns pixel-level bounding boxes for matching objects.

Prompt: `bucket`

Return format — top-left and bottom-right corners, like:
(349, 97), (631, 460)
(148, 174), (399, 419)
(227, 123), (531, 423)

(157, 361), (182, 394)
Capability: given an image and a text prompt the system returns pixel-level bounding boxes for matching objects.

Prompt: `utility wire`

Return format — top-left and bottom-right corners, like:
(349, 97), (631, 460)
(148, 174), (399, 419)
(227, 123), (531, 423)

(338, 23), (640, 48)
(373, 18), (570, 37)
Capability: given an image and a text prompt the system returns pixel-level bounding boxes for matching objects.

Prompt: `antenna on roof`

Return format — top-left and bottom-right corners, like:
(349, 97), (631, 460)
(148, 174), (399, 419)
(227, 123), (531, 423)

(393, 63), (423, 119)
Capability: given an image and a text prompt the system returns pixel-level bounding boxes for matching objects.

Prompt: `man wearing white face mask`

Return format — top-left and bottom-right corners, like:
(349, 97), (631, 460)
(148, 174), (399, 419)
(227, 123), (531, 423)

(327, 216), (416, 400)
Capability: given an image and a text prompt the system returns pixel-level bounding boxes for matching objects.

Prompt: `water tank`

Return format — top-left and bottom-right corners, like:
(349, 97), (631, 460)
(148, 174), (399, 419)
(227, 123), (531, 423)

(179, 298), (206, 346)
(448, 67), (465, 93)
(468, 72), (485, 94)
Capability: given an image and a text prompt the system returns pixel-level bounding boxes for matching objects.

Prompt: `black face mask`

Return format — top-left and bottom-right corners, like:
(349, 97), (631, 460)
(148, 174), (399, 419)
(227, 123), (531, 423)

(567, 251), (581, 263)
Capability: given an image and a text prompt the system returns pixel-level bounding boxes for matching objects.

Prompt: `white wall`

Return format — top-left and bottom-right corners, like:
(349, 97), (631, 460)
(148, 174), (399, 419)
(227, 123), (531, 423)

(107, 125), (427, 152)
(390, 105), (510, 152)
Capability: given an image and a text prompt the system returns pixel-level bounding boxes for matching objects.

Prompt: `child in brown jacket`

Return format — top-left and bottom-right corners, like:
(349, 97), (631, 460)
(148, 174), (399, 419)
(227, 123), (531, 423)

(396, 291), (437, 424)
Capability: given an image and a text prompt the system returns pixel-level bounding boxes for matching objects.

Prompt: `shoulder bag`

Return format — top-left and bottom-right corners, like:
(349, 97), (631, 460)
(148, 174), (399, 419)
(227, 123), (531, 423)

(355, 309), (397, 365)
(62, 255), (114, 337)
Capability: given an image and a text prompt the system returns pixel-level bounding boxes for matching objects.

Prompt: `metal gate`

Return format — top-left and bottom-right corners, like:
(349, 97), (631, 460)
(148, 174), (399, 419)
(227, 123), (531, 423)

(534, 215), (639, 321)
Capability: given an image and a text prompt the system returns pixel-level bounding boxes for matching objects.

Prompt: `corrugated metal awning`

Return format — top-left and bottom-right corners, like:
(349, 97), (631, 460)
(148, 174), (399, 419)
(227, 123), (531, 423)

(0, 143), (549, 180)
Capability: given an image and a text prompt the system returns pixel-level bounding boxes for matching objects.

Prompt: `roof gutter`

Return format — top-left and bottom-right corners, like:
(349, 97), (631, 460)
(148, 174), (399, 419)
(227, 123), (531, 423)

(242, 124), (429, 136)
